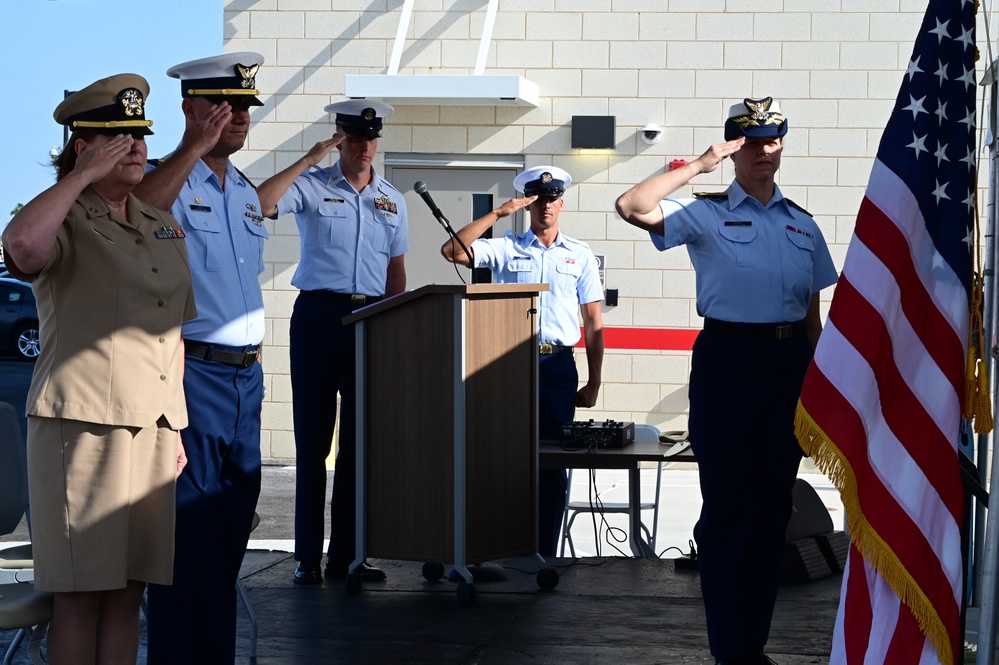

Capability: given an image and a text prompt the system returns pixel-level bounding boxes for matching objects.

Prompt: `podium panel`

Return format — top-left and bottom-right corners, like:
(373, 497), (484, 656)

(345, 284), (544, 567)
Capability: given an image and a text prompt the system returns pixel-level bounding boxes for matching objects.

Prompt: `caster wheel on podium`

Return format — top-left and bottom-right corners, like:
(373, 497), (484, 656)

(456, 581), (476, 606)
(537, 567), (559, 591)
(422, 562), (445, 582)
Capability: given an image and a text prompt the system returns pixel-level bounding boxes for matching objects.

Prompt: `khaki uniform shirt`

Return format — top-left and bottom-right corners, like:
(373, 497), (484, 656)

(17, 187), (197, 428)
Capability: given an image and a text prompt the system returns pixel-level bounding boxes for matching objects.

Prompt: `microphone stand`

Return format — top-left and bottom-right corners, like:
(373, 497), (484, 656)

(435, 210), (477, 285)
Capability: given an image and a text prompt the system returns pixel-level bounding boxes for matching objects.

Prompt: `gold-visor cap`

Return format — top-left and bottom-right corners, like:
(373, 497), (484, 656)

(54, 73), (154, 136)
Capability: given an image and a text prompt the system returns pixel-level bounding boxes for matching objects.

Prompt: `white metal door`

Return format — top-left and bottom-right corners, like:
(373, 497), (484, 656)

(385, 156), (523, 289)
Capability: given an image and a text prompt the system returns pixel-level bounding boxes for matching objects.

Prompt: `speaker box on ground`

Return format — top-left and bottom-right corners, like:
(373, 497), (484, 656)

(783, 536), (835, 584)
(786, 478), (835, 541)
(814, 530), (849, 573)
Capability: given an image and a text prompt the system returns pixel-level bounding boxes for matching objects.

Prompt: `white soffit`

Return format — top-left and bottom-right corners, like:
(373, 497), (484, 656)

(345, 75), (539, 108)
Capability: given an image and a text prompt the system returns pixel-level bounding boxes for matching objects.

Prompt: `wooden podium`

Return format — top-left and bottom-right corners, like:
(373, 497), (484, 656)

(343, 284), (554, 598)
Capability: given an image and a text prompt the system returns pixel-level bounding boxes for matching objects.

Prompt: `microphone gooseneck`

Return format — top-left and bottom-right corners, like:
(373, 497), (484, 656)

(413, 181), (476, 283)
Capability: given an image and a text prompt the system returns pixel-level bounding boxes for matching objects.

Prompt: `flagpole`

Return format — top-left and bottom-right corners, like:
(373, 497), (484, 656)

(977, 122), (999, 606)
(974, 63), (999, 665)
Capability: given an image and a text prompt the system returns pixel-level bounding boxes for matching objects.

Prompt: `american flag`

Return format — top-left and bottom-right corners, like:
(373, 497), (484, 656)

(794, 1), (977, 664)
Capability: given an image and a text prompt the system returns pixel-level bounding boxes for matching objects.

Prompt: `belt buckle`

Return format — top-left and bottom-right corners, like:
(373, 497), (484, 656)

(350, 294), (366, 306)
(539, 343), (554, 355)
(775, 325), (792, 341)
(241, 350), (258, 368)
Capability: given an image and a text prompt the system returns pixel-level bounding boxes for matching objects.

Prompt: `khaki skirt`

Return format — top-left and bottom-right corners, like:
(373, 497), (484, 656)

(27, 416), (177, 592)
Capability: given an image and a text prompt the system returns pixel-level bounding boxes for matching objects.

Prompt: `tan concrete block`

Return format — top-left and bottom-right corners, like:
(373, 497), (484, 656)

(582, 69), (638, 98)
(251, 11), (305, 39)
(225, 10), (250, 39)
(582, 13), (639, 40)
(269, 429), (297, 460)
(840, 42), (899, 71)
(667, 41), (724, 70)
(810, 13), (870, 41)
(633, 354), (690, 385)
(601, 381), (661, 413)
(554, 42), (609, 69)
(639, 12), (695, 41)
(695, 13), (753, 41)
(632, 297), (694, 328)
(306, 10), (359, 39)
(810, 70), (869, 99)
(262, 401), (294, 431)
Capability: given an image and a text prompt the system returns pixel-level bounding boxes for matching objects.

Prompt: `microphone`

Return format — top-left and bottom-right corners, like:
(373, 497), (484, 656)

(413, 181), (476, 283)
(413, 181), (444, 224)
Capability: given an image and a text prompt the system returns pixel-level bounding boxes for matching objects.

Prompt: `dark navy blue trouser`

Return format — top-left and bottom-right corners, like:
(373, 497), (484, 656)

(538, 352), (577, 556)
(290, 292), (359, 565)
(687, 329), (811, 662)
(147, 348), (262, 665)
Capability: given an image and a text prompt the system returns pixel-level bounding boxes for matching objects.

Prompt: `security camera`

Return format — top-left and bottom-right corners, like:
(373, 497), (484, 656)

(640, 123), (663, 145)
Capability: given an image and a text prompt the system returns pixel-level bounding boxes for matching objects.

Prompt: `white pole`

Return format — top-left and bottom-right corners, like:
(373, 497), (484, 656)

(975, 68), (999, 665)
(387, 0), (416, 76)
(474, 0), (500, 76)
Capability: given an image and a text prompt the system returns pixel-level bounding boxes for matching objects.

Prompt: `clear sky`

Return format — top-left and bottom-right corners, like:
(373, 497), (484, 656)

(3, 0), (221, 229)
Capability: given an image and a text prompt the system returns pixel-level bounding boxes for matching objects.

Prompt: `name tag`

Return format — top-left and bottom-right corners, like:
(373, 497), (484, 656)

(508, 257), (533, 272)
(724, 221), (752, 227)
(324, 197), (345, 204)
(189, 204), (212, 213)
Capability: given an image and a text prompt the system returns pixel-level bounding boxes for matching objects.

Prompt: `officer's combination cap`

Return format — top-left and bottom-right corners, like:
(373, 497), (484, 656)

(325, 100), (394, 139)
(167, 52), (265, 106)
(54, 73), (154, 137)
(513, 166), (572, 198)
(723, 97), (788, 141)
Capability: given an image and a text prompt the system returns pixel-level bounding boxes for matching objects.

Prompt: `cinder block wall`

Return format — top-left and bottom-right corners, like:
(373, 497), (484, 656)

(223, 0), (992, 459)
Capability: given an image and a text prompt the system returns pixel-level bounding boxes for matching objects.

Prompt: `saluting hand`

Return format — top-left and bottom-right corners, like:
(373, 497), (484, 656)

(181, 101), (233, 156)
(692, 136), (746, 175)
(74, 134), (137, 184)
(302, 132), (346, 168)
(493, 195), (538, 219)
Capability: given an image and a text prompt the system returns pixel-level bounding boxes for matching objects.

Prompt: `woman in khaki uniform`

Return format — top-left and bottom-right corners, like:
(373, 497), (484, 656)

(1, 74), (196, 665)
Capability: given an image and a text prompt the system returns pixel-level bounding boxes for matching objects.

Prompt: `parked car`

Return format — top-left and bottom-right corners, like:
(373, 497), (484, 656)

(0, 277), (39, 361)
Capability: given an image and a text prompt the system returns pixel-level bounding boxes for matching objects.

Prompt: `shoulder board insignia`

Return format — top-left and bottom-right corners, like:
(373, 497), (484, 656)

(147, 158), (166, 166)
(693, 191), (727, 199)
(785, 199), (813, 217)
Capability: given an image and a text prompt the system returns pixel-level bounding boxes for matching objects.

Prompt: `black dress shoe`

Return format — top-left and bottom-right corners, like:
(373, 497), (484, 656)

(326, 559), (387, 581)
(293, 562), (323, 585)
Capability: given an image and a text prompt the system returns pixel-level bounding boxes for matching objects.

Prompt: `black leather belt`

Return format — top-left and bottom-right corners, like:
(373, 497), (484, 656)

(539, 344), (574, 355)
(301, 290), (382, 306)
(184, 341), (259, 368)
(703, 318), (805, 341)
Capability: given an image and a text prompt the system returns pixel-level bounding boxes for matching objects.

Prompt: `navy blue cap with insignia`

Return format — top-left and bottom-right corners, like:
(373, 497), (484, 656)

(54, 73), (154, 137)
(325, 100), (394, 139)
(723, 97), (788, 141)
(167, 52), (265, 107)
(513, 166), (572, 198)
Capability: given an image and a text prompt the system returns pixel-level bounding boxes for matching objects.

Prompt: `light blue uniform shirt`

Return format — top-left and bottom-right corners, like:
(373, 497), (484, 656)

(149, 158), (268, 346)
(276, 162), (409, 295)
(652, 180), (838, 323)
(472, 229), (603, 346)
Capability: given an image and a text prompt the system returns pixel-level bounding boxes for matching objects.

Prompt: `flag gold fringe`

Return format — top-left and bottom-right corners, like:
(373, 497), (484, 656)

(964, 345), (977, 418)
(794, 402), (955, 665)
(974, 360), (993, 434)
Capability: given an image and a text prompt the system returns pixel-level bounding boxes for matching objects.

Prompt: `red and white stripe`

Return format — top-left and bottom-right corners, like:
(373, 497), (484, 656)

(799, 160), (965, 665)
